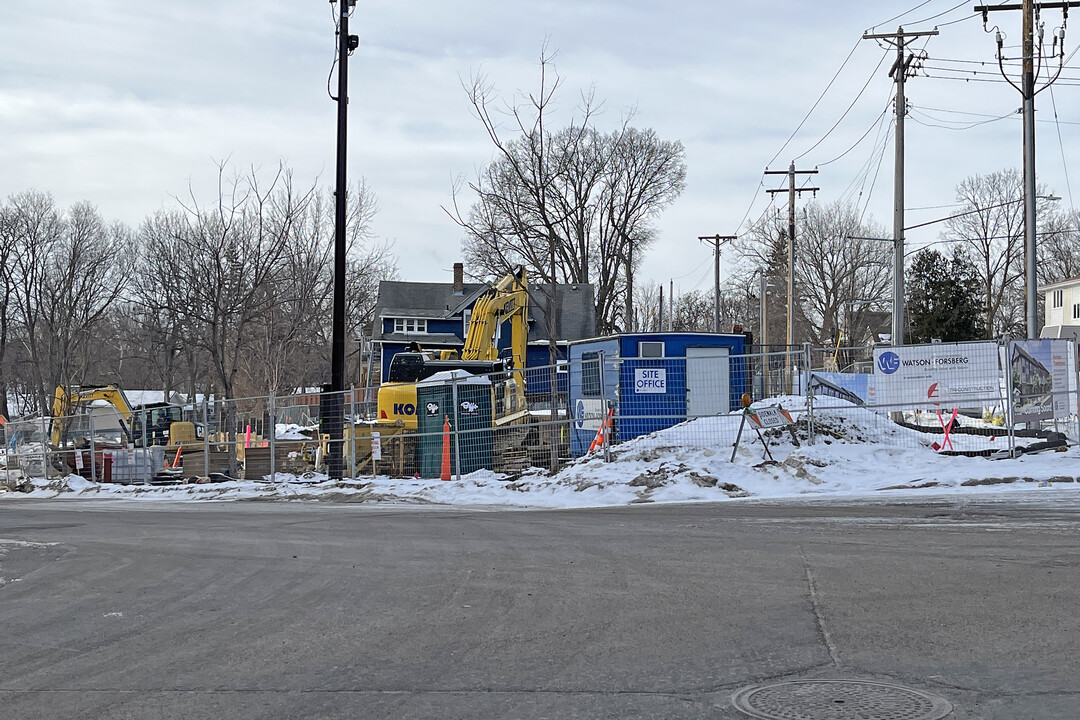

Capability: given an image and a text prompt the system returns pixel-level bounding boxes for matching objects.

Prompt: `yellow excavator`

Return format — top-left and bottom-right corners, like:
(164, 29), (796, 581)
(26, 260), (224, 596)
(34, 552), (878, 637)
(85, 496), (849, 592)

(376, 266), (530, 429)
(51, 384), (204, 452)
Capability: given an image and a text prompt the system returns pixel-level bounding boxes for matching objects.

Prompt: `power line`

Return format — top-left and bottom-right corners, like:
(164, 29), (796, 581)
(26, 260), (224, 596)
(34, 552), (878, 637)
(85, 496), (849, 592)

(868, 0), (935, 31)
(816, 102), (891, 167)
(1048, 83), (1074, 205)
(765, 37), (863, 168)
(794, 48), (892, 162)
(908, 108), (1016, 129)
(906, 0), (974, 26)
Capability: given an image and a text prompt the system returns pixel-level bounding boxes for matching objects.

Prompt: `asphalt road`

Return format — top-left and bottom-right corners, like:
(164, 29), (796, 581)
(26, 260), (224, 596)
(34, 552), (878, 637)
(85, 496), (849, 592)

(1, 493), (1078, 719)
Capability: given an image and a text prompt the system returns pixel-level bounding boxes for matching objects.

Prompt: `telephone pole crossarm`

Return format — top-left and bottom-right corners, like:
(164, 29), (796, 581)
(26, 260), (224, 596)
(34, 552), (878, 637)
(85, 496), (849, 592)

(763, 163), (821, 392)
(860, 26), (938, 347)
(975, 0), (1080, 337)
(697, 234), (738, 333)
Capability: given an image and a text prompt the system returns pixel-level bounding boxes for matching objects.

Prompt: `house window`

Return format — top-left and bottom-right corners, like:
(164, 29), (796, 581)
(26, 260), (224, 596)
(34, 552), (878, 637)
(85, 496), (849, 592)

(581, 351), (602, 397)
(1072, 303), (1079, 320)
(393, 318), (427, 334)
(1053, 290), (1064, 308)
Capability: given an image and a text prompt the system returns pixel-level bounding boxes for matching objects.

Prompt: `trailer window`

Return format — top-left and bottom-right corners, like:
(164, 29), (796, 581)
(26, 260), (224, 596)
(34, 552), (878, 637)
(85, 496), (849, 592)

(638, 341), (664, 358)
(581, 352), (601, 397)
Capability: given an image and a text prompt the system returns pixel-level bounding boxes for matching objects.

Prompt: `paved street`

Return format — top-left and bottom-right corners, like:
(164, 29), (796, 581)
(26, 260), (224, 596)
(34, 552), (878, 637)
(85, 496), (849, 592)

(1, 493), (1078, 719)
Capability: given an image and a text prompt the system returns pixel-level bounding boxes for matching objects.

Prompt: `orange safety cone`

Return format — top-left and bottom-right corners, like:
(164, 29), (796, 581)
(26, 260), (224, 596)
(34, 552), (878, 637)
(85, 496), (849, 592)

(588, 408), (614, 454)
(440, 415), (452, 481)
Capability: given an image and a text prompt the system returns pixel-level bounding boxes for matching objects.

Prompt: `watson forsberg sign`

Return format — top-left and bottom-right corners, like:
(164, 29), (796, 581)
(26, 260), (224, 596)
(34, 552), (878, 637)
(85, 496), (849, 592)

(868, 342), (1001, 408)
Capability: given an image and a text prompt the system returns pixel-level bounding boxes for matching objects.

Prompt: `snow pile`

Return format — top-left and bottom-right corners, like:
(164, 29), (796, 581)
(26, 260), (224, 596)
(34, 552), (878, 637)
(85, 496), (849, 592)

(275, 423), (318, 441)
(6, 397), (1080, 507)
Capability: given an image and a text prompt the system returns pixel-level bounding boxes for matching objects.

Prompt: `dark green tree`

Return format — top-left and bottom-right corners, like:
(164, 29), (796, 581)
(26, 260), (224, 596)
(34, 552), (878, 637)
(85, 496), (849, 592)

(905, 248), (984, 343)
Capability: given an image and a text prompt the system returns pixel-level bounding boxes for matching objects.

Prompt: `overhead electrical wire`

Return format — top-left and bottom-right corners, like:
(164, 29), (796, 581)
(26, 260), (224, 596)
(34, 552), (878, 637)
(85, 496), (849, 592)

(867, 0), (936, 31)
(837, 112), (892, 208)
(764, 36), (863, 169)
(815, 102), (891, 167)
(1048, 83), (1075, 206)
(858, 122), (894, 224)
(793, 48), (891, 162)
(904, 0), (973, 27)
(908, 107), (1016, 130)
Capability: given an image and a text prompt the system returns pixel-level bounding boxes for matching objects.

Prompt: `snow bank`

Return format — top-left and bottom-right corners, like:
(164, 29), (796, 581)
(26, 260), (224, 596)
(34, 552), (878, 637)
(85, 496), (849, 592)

(6, 398), (1079, 507)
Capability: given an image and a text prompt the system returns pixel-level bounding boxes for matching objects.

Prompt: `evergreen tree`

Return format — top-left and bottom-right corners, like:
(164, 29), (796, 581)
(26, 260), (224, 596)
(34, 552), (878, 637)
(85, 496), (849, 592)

(906, 248), (984, 343)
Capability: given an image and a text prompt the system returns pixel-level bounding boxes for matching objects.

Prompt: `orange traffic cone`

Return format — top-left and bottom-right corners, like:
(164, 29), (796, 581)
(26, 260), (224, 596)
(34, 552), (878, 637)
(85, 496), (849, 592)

(440, 415), (452, 481)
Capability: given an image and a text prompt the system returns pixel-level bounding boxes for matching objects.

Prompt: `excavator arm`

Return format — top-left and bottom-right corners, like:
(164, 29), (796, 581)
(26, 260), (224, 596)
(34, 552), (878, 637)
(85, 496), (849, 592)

(51, 384), (135, 447)
(461, 265), (529, 369)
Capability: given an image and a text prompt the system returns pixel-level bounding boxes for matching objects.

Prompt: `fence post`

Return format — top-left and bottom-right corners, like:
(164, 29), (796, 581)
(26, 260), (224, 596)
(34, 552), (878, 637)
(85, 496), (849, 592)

(451, 376), (462, 481)
(269, 390), (277, 485)
(9, 422), (19, 483)
(598, 351), (610, 462)
(202, 399), (210, 479)
(1073, 339), (1080, 444)
(803, 343), (815, 445)
(43, 417), (51, 479)
(349, 388), (356, 479)
(1004, 339), (1016, 457)
(89, 412), (97, 482)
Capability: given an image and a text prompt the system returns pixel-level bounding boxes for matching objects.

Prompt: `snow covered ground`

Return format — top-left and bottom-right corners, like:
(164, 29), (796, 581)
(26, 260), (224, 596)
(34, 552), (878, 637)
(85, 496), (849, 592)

(4, 398), (1079, 508)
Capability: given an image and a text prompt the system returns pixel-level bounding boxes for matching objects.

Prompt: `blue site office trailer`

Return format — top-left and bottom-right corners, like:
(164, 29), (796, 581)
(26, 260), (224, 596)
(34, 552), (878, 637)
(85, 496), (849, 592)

(568, 332), (749, 456)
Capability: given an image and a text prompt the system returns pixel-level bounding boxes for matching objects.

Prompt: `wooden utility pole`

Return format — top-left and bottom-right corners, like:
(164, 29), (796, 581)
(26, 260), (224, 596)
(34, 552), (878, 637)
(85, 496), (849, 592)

(862, 26), (937, 346)
(976, 0), (1078, 337)
(698, 234), (738, 332)
(765, 163), (818, 391)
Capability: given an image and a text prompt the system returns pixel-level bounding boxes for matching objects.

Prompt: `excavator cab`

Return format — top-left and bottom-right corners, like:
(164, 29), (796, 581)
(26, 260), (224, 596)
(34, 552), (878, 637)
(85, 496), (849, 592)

(130, 403), (204, 447)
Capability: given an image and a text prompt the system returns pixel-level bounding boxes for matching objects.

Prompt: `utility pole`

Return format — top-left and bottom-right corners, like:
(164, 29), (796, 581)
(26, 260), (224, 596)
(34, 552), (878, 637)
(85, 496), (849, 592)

(669, 279), (674, 332)
(759, 272), (769, 397)
(766, 163), (818, 391)
(862, 26), (936, 346)
(698, 234), (738, 332)
(328, 0), (358, 479)
(976, 0), (1076, 337)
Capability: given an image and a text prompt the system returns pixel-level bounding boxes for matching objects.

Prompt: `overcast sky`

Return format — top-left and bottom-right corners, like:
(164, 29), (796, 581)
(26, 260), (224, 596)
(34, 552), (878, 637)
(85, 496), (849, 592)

(3, 1), (1079, 295)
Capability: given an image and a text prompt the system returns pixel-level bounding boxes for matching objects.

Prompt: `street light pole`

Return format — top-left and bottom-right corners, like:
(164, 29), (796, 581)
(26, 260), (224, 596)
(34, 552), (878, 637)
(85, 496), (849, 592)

(328, 0), (358, 479)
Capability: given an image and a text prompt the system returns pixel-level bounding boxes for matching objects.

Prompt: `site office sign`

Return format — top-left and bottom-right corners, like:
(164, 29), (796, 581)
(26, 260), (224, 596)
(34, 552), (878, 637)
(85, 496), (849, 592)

(868, 342), (1001, 408)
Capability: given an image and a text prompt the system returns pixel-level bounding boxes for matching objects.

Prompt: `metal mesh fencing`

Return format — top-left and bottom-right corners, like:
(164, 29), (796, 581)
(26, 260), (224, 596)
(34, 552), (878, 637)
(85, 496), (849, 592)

(810, 339), (1079, 457)
(4, 340), (1076, 484)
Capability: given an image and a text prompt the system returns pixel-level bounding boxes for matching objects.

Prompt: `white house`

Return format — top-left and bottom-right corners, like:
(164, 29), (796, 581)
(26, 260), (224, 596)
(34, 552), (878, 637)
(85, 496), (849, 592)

(1040, 275), (1080, 340)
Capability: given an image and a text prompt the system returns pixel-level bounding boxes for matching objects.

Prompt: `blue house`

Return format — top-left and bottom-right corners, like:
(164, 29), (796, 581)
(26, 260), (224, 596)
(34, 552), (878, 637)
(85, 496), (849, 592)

(568, 332), (749, 456)
(371, 263), (595, 400)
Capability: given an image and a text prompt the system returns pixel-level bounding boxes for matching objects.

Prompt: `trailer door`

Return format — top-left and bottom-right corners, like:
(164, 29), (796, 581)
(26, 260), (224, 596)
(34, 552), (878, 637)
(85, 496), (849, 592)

(686, 346), (730, 417)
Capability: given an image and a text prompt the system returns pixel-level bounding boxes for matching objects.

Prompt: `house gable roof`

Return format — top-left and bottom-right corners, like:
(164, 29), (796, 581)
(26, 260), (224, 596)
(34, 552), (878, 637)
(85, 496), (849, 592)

(372, 279), (595, 342)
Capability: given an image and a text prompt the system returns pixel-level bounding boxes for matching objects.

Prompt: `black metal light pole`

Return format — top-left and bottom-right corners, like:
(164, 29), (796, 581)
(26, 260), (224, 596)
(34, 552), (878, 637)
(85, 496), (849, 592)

(328, 0), (357, 479)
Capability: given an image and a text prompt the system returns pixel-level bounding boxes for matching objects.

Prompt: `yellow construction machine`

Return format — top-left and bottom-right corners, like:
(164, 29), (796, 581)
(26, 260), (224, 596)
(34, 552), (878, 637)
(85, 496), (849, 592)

(51, 384), (205, 453)
(376, 266), (530, 429)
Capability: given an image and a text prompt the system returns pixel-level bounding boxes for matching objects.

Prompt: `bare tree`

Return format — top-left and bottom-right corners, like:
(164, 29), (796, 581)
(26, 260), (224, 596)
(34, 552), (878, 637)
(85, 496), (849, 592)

(237, 182), (396, 395)
(7, 193), (126, 412)
(671, 290), (713, 332)
(633, 280), (662, 332)
(1037, 206), (1080, 285)
(159, 163), (310, 401)
(740, 200), (890, 346)
(449, 48), (686, 335)
(942, 169), (1055, 338)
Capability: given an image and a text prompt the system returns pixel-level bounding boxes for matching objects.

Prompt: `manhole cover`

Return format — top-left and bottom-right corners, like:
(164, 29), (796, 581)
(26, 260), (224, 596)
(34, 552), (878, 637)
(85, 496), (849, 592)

(731, 679), (952, 720)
